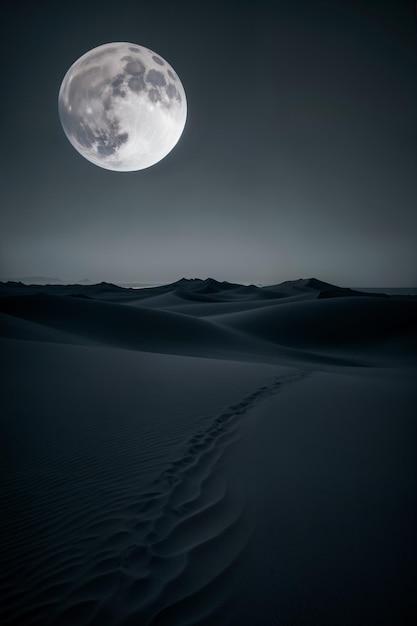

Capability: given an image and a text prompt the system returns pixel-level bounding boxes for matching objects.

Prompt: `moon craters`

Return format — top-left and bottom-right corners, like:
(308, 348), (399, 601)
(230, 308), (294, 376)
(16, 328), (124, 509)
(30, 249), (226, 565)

(112, 75), (126, 98)
(128, 75), (146, 92)
(146, 69), (166, 87)
(122, 56), (146, 75)
(118, 54), (180, 105)
(96, 130), (129, 157)
(148, 89), (161, 103)
(166, 83), (178, 100)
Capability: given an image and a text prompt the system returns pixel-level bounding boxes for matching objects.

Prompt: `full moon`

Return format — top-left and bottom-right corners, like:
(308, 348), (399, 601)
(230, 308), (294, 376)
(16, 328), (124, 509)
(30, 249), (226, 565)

(58, 42), (187, 171)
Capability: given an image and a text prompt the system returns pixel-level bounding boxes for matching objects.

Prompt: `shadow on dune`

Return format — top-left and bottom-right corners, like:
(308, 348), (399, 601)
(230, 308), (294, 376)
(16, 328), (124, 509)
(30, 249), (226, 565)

(0, 295), (370, 368)
(0, 294), (249, 357)
(0, 277), (415, 368)
(213, 296), (416, 347)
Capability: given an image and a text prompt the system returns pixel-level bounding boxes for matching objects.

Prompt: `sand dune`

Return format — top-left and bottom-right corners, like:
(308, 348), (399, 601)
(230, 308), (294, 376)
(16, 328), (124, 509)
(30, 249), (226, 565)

(0, 338), (292, 625)
(0, 292), (374, 367)
(213, 296), (417, 364)
(1, 278), (416, 625)
(143, 297), (294, 318)
(0, 311), (100, 346)
(0, 293), (252, 355)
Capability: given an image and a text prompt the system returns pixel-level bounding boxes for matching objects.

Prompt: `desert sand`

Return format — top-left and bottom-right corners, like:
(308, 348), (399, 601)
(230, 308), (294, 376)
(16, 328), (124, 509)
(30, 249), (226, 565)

(0, 277), (416, 625)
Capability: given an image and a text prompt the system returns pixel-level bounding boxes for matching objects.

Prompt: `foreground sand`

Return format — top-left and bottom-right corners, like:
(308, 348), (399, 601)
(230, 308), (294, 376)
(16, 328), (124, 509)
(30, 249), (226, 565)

(0, 278), (416, 624)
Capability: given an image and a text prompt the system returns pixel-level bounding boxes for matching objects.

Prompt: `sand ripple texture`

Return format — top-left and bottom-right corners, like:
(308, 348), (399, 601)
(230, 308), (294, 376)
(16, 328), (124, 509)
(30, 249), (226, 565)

(0, 344), (307, 625)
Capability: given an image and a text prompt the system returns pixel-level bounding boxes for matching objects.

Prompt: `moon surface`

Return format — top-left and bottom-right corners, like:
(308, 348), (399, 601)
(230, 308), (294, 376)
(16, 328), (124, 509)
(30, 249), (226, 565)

(58, 42), (187, 171)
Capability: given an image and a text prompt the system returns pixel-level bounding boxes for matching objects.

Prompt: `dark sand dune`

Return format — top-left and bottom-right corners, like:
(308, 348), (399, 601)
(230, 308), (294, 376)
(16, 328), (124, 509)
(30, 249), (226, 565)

(126, 291), (189, 309)
(0, 339), (296, 625)
(1, 277), (415, 365)
(213, 296), (417, 364)
(1, 278), (416, 625)
(0, 293), (311, 367)
(0, 293), (253, 356)
(81, 277), (364, 315)
(147, 297), (295, 318)
(0, 291), (391, 368)
(0, 312), (100, 346)
(116, 283), (267, 310)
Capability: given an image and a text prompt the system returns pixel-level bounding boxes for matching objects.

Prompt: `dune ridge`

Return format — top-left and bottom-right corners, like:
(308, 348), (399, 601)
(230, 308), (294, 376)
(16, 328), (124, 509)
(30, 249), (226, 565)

(1, 277), (415, 367)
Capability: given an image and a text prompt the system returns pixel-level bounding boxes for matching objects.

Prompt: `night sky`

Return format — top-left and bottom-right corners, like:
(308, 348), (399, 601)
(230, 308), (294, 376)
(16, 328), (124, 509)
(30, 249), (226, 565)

(1, 0), (416, 286)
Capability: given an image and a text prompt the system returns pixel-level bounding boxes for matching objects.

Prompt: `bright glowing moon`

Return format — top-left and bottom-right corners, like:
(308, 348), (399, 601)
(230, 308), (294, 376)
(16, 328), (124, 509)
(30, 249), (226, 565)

(58, 42), (187, 171)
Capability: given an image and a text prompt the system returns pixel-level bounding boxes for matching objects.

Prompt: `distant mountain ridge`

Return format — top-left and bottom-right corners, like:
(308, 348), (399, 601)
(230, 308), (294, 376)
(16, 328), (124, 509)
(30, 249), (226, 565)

(1, 275), (412, 295)
(3, 276), (68, 285)
(265, 277), (384, 299)
(0, 276), (394, 302)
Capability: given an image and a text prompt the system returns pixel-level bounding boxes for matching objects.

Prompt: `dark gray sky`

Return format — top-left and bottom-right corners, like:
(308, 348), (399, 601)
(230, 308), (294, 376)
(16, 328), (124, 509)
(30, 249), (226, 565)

(1, 0), (416, 286)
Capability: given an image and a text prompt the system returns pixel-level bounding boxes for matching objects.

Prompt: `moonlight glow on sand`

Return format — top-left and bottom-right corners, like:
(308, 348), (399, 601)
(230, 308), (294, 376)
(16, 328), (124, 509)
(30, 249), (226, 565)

(58, 42), (187, 171)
